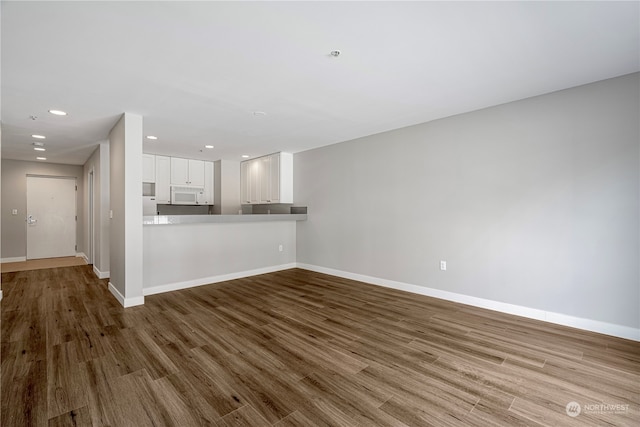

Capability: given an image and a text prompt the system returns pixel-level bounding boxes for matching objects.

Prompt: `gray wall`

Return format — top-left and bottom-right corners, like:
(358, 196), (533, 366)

(83, 142), (110, 276)
(143, 221), (296, 292)
(294, 73), (639, 329)
(1, 159), (85, 259)
(213, 159), (242, 215)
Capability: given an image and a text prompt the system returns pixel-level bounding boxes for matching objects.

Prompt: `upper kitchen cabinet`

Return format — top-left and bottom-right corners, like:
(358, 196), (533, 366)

(142, 154), (156, 182)
(201, 161), (215, 205)
(241, 152), (292, 204)
(241, 159), (261, 204)
(171, 157), (205, 187)
(148, 155), (214, 205)
(155, 155), (171, 204)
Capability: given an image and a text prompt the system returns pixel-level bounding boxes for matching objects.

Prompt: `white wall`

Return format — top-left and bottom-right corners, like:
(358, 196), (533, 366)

(83, 142), (110, 278)
(294, 73), (640, 335)
(1, 159), (85, 260)
(143, 221), (296, 294)
(109, 113), (143, 307)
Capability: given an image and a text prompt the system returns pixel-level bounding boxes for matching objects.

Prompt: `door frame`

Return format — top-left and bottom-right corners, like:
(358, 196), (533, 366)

(88, 169), (95, 265)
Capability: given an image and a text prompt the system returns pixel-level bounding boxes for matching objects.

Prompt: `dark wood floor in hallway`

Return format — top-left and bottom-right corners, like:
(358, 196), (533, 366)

(1, 266), (638, 426)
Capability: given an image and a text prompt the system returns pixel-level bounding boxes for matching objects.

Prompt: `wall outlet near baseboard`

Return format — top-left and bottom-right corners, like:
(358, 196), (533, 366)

(440, 260), (447, 271)
(278, 244), (283, 252)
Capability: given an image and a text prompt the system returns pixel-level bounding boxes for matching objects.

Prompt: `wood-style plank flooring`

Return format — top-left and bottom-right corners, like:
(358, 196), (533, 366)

(1, 256), (86, 273)
(1, 266), (638, 426)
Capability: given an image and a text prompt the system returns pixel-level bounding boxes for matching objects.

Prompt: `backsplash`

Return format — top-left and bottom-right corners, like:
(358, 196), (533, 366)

(156, 204), (211, 215)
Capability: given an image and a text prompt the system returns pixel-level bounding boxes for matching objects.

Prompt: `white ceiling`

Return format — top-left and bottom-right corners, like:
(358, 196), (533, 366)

(2, 1), (639, 165)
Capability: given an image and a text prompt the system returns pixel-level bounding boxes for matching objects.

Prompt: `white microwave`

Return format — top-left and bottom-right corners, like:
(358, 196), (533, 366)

(171, 186), (204, 205)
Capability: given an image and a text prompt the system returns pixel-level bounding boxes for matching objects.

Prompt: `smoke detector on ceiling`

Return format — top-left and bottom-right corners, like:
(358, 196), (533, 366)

(330, 50), (341, 57)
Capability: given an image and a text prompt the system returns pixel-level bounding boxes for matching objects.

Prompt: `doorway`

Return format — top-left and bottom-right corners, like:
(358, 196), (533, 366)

(26, 176), (77, 260)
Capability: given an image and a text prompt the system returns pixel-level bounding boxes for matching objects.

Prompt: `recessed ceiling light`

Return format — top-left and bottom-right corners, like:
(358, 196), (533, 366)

(36, 157), (47, 161)
(242, 155), (250, 158)
(34, 147), (46, 152)
(48, 109), (67, 116)
(32, 134), (46, 139)
(146, 135), (158, 140)
(204, 145), (214, 149)
(252, 111), (267, 117)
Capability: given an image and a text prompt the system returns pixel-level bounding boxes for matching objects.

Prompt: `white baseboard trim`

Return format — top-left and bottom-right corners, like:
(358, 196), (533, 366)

(108, 282), (144, 308)
(144, 263), (297, 296)
(76, 252), (88, 263)
(93, 266), (110, 280)
(296, 263), (640, 342)
(1, 256), (26, 263)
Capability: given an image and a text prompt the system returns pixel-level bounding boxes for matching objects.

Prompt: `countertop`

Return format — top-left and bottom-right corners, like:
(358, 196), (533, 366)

(143, 214), (307, 225)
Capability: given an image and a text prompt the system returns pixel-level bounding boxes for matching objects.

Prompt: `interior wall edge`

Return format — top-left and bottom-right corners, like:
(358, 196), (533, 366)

(76, 252), (88, 263)
(93, 266), (109, 280)
(108, 281), (144, 308)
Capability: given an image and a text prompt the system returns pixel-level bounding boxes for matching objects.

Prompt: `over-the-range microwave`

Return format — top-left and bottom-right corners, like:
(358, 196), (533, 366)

(171, 186), (204, 205)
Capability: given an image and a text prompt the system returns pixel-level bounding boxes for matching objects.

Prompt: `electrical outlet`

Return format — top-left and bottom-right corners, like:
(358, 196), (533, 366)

(12, 209), (18, 215)
(278, 244), (283, 252)
(440, 260), (447, 271)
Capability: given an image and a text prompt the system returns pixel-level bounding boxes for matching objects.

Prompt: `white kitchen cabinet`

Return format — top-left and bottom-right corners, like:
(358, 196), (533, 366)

(188, 159), (205, 187)
(170, 157), (188, 185)
(240, 159), (261, 204)
(171, 157), (205, 187)
(268, 153), (281, 202)
(241, 161), (250, 204)
(155, 155), (171, 204)
(243, 157), (262, 204)
(201, 161), (215, 205)
(249, 158), (261, 204)
(142, 154), (156, 182)
(259, 156), (271, 203)
(279, 152), (293, 203)
(240, 152), (292, 204)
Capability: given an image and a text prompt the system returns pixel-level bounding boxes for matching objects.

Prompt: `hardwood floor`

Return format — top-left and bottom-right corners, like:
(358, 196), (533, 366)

(1, 266), (638, 426)
(1, 256), (87, 273)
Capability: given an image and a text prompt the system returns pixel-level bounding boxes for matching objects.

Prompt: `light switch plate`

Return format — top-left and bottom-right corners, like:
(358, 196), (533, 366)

(12, 209), (18, 215)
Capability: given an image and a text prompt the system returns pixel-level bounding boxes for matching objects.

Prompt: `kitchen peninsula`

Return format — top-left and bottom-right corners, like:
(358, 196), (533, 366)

(141, 151), (304, 296)
(142, 213), (306, 296)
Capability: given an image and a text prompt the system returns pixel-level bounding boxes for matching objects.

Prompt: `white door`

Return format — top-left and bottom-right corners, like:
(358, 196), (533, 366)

(26, 176), (77, 260)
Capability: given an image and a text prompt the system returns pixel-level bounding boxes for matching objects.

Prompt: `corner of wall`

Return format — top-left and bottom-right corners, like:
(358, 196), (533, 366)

(108, 281), (144, 308)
